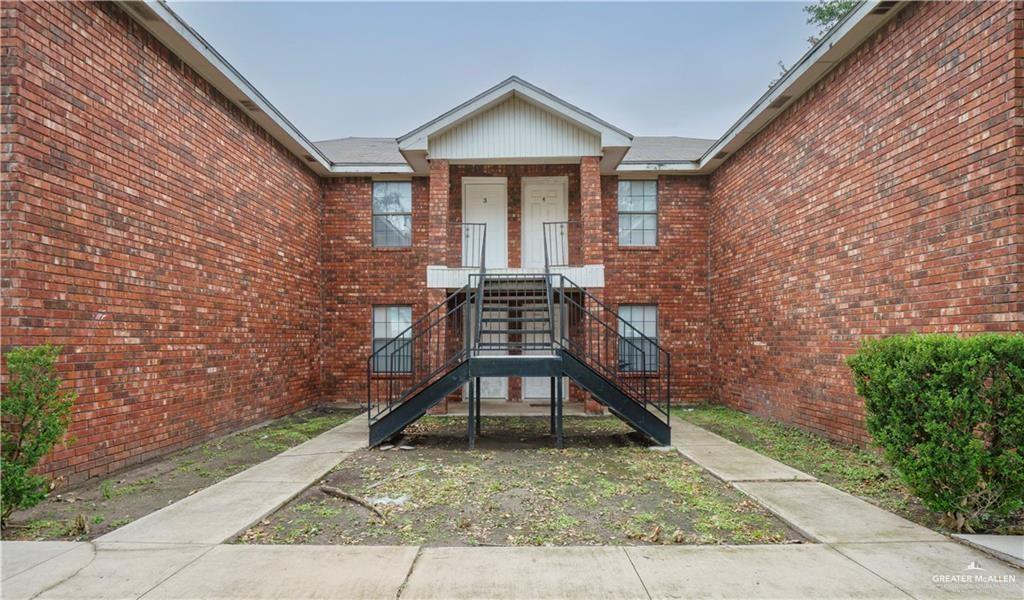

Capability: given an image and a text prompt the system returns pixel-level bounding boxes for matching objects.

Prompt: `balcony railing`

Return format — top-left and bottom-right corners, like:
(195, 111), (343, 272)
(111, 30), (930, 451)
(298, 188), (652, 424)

(543, 221), (583, 268)
(446, 222), (487, 268)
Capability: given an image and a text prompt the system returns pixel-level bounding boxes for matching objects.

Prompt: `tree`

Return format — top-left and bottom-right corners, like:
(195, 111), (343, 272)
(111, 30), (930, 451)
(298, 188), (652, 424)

(1, 345), (76, 527)
(804, 0), (858, 44)
(772, 1), (857, 87)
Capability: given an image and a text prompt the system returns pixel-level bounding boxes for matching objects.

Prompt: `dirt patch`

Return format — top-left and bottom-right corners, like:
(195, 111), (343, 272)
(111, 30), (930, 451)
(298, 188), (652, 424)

(238, 416), (804, 547)
(3, 406), (362, 541)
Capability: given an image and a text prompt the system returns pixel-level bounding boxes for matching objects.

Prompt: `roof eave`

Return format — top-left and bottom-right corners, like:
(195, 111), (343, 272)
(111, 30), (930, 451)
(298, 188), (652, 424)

(118, 1), (335, 175)
(328, 164), (415, 175)
(695, 0), (906, 170)
(616, 161), (703, 175)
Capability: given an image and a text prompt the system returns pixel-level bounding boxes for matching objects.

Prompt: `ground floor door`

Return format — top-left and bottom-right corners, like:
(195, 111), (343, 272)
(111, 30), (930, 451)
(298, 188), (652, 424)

(521, 177), (568, 269)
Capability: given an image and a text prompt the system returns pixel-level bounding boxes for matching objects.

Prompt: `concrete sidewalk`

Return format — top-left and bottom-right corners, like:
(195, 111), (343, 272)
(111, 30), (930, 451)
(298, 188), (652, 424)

(3, 540), (1021, 599)
(98, 416), (368, 545)
(670, 416), (945, 545)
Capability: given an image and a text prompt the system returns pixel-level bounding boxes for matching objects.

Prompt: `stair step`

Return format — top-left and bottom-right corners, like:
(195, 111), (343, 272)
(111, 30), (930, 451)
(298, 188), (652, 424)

(481, 317), (551, 323)
(479, 328), (553, 335)
(481, 305), (550, 312)
(476, 343), (555, 350)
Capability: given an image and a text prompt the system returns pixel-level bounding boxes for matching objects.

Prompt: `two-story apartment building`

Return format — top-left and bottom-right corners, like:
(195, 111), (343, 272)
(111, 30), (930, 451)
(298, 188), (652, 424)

(317, 77), (710, 438)
(4, 0), (1020, 480)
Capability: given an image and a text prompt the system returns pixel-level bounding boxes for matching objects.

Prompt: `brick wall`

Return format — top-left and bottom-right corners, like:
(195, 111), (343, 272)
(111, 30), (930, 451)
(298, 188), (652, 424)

(602, 175), (711, 404)
(708, 1), (1023, 443)
(321, 177), (431, 402)
(1, 2), (323, 482)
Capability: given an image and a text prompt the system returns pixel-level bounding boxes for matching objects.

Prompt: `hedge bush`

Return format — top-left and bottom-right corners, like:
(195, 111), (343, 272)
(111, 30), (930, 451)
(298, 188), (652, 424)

(847, 333), (1024, 531)
(1, 345), (75, 528)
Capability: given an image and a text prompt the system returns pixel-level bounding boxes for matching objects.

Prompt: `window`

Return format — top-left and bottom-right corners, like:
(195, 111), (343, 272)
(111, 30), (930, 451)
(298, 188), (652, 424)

(618, 305), (658, 372)
(372, 306), (412, 372)
(372, 181), (412, 247)
(618, 180), (657, 246)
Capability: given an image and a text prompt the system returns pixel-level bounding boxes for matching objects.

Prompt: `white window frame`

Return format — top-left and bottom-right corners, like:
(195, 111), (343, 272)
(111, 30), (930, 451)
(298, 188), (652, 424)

(372, 306), (412, 373)
(372, 181), (413, 247)
(618, 305), (658, 372)
(617, 180), (658, 247)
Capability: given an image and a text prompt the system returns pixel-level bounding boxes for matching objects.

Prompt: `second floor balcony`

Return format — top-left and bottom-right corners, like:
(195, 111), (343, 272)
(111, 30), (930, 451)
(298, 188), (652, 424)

(427, 221), (605, 289)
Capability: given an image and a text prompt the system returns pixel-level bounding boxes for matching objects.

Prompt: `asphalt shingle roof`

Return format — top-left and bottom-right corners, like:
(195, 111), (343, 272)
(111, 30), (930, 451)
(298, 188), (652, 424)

(621, 137), (716, 163)
(314, 137), (405, 164)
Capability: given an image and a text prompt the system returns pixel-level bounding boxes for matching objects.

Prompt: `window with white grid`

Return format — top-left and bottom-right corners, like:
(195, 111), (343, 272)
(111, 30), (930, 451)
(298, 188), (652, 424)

(618, 305), (658, 372)
(372, 181), (412, 247)
(617, 180), (657, 247)
(372, 306), (412, 372)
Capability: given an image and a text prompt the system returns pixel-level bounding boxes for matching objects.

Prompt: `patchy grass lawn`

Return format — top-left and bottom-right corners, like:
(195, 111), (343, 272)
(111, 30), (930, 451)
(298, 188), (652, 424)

(677, 406), (1024, 535)
(3, 405), (362, 541)
(238, 416), (803, 547)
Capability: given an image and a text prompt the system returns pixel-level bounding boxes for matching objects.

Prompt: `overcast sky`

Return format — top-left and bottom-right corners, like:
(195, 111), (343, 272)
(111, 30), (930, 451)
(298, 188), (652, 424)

(167, 2), (819, 141)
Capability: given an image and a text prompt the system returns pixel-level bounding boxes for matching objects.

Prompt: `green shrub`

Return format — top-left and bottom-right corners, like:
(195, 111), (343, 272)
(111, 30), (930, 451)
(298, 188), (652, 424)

(847, 333), (1024, 531)
(1, 345), (76, 527)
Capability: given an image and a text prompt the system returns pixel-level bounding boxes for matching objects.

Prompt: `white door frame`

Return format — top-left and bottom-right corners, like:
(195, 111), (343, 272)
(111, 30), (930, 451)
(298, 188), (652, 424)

(520, 176), (569, 269)
(462, 177), (508, 269)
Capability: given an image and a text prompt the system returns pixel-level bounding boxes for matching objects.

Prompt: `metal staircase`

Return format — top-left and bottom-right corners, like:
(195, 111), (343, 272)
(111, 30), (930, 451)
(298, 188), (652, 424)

(366, 221), (671, 447)
(476, 274), (555, 352)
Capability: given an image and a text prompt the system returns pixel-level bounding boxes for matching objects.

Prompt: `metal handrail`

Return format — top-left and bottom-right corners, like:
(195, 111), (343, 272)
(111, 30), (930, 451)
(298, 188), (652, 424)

(450, 222), (487, 268)
(542, 222), (670, 422)
(542, 221), (581, 268)
(552, 281), (669, 418)
(366, 289), (469, 421)
(542, 225), (557, 346)
(560, 301), (645, 397)
(473, 225), (487, 348)
(367, 223), (487, 422)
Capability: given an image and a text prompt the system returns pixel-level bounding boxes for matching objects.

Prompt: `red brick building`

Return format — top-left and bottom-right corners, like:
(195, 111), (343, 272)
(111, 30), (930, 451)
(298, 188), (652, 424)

(2, 1), (1020, 480)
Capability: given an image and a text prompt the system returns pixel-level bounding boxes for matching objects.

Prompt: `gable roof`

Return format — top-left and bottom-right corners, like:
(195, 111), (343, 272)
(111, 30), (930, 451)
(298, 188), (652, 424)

(397, 76), (633, 152)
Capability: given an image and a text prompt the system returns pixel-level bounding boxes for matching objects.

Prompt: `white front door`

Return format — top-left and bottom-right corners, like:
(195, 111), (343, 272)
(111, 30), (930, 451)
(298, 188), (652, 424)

(464, 179), (508, 269)
(521, 178), (568, 268)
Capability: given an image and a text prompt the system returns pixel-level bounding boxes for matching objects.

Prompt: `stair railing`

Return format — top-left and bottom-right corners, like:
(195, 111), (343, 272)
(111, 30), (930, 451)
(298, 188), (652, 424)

(542, 224), (557, 347)
(367, 223), (486, 422)
(555, 275), (670, 421)
(366, 288), (469, 422)
(542, 221), (670, 422)
(473, 225), (487, 350)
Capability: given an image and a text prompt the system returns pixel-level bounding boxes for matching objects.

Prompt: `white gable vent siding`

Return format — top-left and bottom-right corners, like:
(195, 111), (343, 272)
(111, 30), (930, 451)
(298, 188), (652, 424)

(429, 96), (601, 161)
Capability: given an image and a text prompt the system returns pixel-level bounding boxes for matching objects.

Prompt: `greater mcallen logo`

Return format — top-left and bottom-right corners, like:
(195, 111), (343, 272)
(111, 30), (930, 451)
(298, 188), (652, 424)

(931, 560), (1017, 589)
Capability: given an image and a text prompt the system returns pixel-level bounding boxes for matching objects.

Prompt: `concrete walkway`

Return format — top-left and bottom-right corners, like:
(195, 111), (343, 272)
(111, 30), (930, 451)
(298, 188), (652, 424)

(670, 416), (945, 545)
(3, 539), (1021, 599)
(99, 416), (368, 545)
(953, 534), (1024, 568)
(2, 415), (1021, 599)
